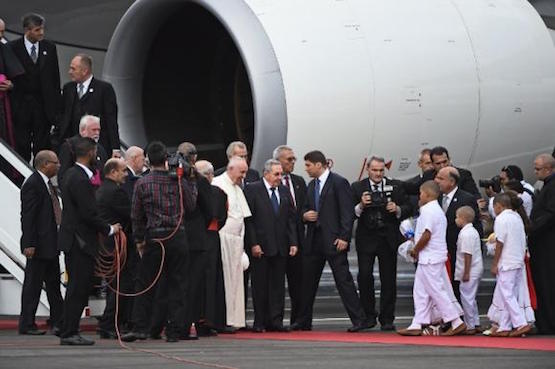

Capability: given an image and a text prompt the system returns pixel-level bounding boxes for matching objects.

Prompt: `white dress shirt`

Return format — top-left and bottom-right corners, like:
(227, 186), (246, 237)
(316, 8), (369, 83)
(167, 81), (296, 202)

(316, 168), (330, 194)
(77, 75), (93, 96)
(263, 178), (280, 204)
(24, 36), (39, 59)
(442, 186), (458, 212)
(282, 173), (296, 205)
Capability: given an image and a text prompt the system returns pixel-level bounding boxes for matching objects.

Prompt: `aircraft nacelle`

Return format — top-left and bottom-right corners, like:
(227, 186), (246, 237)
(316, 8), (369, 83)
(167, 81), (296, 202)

(103, 0), (555, 180)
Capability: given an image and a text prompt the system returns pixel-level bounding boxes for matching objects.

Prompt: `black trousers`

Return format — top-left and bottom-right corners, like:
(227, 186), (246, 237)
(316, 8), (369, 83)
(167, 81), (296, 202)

(356, 232), (397, 325)
(97, 248), (138, 332)
(297, 231), (366, 328)
(61, 246), (95, 338)
(251, 255), (287, 329)
(186, 249), (207, 327)
(18, 257), (63, 332)
(286, 253), (303, 325)
(13, 95), (51, 162)
(203, 232), (226, 329)
(131, 231), (188, 338)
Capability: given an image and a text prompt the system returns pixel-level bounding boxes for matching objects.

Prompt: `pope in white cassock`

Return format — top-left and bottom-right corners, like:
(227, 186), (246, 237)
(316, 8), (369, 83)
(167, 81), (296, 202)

(212, 156), (251, 328)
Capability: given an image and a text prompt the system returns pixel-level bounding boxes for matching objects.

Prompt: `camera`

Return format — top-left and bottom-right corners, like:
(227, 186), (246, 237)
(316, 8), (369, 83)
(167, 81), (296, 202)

(167, 151), (194, 179)
(362, 185), (394, 229)
(478, 175), (502, 193)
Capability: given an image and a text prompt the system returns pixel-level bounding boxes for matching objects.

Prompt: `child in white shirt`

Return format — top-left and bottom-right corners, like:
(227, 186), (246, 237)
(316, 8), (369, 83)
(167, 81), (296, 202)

(398, 181), (466, 336)
(454, 206), (483, 334)
(489, 193), (532, 337)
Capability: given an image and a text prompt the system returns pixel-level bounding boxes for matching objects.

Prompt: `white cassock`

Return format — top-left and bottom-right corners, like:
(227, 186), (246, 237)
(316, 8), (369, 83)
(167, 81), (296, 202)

(212, 172), (252, 328)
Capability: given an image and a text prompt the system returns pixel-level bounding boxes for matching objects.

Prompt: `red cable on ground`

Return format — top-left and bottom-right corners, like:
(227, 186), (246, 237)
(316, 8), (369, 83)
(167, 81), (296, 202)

(96, 168), (237, 369)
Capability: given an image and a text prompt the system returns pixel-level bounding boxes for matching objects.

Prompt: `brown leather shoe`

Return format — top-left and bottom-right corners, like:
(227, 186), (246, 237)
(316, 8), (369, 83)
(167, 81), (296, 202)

(441, 323), (467, 336)
(463, 328), (478, 335)
(397, 328), (422, 336)
(509, 324), (532, 337)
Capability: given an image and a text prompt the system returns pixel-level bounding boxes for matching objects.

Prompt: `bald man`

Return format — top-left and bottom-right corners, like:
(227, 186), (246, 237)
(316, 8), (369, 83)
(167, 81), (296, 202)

(529, 153), (555, 334)
(434, 166), (482, 298)
(19, 150), (63, 335)
(121, 146), (146, 200)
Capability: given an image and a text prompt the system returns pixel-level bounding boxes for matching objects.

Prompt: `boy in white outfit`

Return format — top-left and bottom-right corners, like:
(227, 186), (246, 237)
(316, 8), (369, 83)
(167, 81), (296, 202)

(490, 193), (532, 337)
(398, 181), (466, 336)
(454, 206), (483, 334)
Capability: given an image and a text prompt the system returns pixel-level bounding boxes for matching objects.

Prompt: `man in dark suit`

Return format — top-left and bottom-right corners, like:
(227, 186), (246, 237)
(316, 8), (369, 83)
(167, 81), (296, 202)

(245, 159), (298, 332)
(96, 158), (132, 338)
(58, 137), (121, 345)
(430, 146), (480, 198)
(177, 142), (214, 338)
(57, 54), (119, 154)
(195, 160), (228, 332)
(292, 150), (369, 332)
(529, 154), (555, 334)
(121, 146), (146, 199)
(8, 13), (62, 161)
(214, 141), (260, 186)
(18, 150), (63, 335)
(351, 156), (412, 331)
(404, 148), (433, 211)
(273, 145), (306, 325)
(57, 115), (109, 190)
(435, 166), (482, 298)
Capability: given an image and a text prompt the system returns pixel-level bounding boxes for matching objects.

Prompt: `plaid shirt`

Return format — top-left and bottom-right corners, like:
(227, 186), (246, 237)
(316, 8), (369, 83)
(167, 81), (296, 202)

(131, 170), (197, 241)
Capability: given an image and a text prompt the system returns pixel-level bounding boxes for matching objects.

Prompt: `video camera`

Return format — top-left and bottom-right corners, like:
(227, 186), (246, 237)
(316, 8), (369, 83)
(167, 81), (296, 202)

(478, 175), (502, 193)
(167, 151), (194, 179)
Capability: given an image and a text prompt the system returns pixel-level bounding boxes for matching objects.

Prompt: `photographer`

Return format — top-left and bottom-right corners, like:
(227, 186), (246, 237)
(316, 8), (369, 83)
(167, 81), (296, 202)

(123, 141), (197, 343)
(351, 156), (412, 331)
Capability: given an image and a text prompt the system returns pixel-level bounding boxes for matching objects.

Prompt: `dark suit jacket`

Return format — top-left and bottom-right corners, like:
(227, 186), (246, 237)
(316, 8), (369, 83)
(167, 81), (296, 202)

(403, 167), (479, 198)
(96, 178), (131, 232)
(214, 166), (260, 187)
(245, 181), (297, 257)
(8, 38), (62, 123)
(185, 175), (214, 251)
(57, 134), (109, 190)
(209, 185), (228, 232)
(443, 187), (483, 256)
(404, 174), (422, 214)
(351, 177), (412, 252)
(303, 171), (354, 255)
(20, 171), (59, 259)
(58, 165), (111, 257)
(530, 174), (555, 247)
(59, 77), (119, 151)
(288, 173), (307, 249)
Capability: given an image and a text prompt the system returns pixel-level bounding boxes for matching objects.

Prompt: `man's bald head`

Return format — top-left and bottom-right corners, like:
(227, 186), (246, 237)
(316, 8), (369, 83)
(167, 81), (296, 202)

(435, 166), (459, 194)
(534, 153), (555, 181)
(34, 150), (59, 178)
(195, 160), (214, 183)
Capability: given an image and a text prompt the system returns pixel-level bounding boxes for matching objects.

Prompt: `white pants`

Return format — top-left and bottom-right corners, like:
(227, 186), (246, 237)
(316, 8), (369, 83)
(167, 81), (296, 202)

(459, 277), (480, 328)
(219, 218), (246, 328)
(495, 268), (527, 331)
(411, 263), (462, 326)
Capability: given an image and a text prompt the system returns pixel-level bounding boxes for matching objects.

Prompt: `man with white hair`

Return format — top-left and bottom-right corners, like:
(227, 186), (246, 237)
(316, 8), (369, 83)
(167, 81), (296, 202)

(121, 145), (146, 199)
(529, 153), (555, 334)
(57, 114), (109, 189)
(215, 141), (260, 187)
(212, 156), (252, 329)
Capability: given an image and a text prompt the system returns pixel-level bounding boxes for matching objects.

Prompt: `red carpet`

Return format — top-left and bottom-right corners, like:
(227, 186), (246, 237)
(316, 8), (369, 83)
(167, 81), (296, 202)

(229, 330), (555, 352)
(0, 319), (97, 332)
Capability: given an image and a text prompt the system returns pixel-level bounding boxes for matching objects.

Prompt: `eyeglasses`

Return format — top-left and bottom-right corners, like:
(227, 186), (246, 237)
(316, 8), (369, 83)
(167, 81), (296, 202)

(286, 157), (297, 162)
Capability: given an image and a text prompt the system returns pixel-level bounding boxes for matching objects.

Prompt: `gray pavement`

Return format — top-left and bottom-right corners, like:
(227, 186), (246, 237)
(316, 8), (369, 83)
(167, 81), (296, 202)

(0, 330), (553, 369)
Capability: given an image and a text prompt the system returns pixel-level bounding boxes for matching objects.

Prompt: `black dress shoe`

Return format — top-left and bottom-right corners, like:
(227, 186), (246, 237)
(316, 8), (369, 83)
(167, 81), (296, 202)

(19, 329), (46, 335)
(219, 326), (237, 334)
(380, 323), (396, 331)
(121, 332), (148, 342)
(197, 326), (218, 337)
(97, 328), (117, 339)
(60, 335), (95, 346)
(166, 336), (179, 343)
(252, 326), (266, 333)
(290, 323), (312, 331)
(347, 322), (371, 333)
(48, 327), (61, 337)
(268, 326), (290, 332)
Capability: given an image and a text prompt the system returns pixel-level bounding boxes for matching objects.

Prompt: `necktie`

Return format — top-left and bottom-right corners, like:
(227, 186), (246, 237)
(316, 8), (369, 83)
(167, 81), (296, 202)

(373, 184), (379, 192)
(47, 180), (62, 226)
(78, 83), (85, 99)
(270, 187), (279, 215)
(284, 175), (296, 207)
(30, 45), (37, 64)
(442, 195), (450, 212)
(314, 178), (320, 212)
